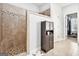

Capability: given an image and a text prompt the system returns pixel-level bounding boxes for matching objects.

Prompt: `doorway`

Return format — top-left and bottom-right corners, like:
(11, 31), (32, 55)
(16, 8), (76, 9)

(66, 13), (77, 42)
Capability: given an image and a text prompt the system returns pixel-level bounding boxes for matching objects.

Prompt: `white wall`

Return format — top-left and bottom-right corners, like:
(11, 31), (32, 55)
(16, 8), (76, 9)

(10, 3), (51, 13)
(39, 4), (50, 12)
(62, 4), (79, 40)
(9, 3), (39, 12)
(51, 3), (64, 42)
(27, 11), (53, 54)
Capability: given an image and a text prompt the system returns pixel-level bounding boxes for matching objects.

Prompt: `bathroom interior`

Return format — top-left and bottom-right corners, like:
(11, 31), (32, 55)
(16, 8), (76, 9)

(0, 3), (79, 56)
(0, 3), (52, 56)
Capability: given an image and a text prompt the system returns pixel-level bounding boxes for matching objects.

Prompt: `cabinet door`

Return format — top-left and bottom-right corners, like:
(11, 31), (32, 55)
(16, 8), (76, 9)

(46, 22), (50, 30)
(45, 35), (50, 52)
(49, 33), (53, 49)
(49, 22), (53, 30)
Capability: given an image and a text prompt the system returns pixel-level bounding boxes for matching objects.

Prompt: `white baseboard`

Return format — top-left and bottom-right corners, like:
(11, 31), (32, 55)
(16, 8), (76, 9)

(30, 47), (41, 54)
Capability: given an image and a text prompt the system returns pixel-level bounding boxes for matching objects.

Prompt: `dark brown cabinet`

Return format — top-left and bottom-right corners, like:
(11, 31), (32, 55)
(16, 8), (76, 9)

(41, 21), (54, 52)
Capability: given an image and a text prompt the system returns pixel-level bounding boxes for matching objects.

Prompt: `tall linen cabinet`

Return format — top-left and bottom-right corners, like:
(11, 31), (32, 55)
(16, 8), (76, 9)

(41, 21), (54, 52)
(0, 4), (27, 55)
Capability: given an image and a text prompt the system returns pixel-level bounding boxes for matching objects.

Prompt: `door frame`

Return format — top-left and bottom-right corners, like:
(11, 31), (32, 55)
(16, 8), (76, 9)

(64, 12), (78, 42)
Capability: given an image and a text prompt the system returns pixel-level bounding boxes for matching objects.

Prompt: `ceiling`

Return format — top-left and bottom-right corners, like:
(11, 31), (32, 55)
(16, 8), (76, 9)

(33, 3), (49, 7)
(31, 3), (72, 16)
(33, 3), (72, 8)
(59, 3), (72, 7)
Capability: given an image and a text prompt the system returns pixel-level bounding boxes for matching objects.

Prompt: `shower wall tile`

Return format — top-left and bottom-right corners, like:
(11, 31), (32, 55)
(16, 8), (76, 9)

(0, 3), (27, 55)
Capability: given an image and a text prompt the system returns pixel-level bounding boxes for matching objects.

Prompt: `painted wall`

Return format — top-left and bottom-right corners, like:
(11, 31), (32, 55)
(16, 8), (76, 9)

(10, 3), (51, 13)
(39, 4), (50, 12)
(62, 4), (79, 40)
(27, 11), (53, 54)
(51, 3), (64, 42)
(9, 3), (39, 12)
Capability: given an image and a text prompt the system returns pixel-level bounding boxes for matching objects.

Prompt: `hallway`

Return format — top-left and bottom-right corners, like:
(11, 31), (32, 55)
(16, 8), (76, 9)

(67, 37), (77, 43)
(43, 39), (79, 56)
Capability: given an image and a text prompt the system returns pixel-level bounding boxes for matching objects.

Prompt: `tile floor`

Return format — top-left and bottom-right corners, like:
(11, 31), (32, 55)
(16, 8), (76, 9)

(44, 38), (79, 56)
(17, 38), (79, 56)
